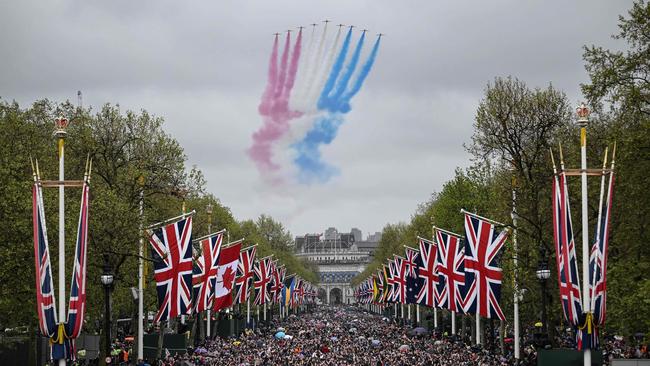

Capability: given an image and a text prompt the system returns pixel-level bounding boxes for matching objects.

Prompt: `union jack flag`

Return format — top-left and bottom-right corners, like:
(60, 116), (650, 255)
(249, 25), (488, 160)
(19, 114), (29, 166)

(416, 237), (438, 308)
(148, 216), (194, 322)
(253, 256), (272, 305)
(392, 256), (407, 304)
(435, 229), (465, 313)
(192, 231), (224, 313)
(462, 213), (508, 320)
(270, 264), (285, 304)
(590, 165), (614, 327)
(404, 246), (419, 278)
(235, 246), (256, 304)
(65, 180), (90, 339)
(32, 181), (58, 337)
(552, 172), (583, 327)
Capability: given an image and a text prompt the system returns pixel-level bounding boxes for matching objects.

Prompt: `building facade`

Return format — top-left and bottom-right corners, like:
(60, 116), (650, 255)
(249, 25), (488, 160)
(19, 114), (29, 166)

(294, 228), (379, 305)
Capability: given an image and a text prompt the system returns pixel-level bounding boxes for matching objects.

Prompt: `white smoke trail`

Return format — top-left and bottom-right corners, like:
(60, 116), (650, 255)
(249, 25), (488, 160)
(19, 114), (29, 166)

(300, 22), (331, 111)
(305, 27), (342, 113)
(290, 25), (316, 111)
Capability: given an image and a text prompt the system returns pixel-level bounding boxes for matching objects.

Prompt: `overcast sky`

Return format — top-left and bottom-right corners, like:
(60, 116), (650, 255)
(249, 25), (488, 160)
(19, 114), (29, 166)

(0, 0), (632, 238)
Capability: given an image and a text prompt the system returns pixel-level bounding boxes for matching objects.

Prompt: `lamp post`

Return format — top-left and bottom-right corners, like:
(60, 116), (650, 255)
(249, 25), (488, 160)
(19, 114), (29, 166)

(54, 116), (69, 366)
(101, 260), (114, 360)
(535, 251), (551, 340)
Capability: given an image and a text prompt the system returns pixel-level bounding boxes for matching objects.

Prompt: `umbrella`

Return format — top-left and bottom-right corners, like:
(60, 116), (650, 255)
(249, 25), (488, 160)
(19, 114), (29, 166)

(284, 335), (293, 340)
(413, 327), (427, 336)
(371, 339), (381, 347)
(399, 344), (410, 352)
(349, 327), (357, 333)
(232, 341), (241, 346)
(330, 336), (338, 342)
(275, 331), (286, 339)
(277, 327), (286, 332)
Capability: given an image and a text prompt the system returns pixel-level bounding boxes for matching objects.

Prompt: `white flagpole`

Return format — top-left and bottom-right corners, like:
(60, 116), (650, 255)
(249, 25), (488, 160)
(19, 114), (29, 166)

(416, 305), (420, 324)
(577, 104), (591, 366)
(476, 314), (481, 345)
(451, 311), (456, 334)
(434, 308), (438, 329)
(407, 304), (411, 321)
(56, 119), (66, 366)
(247, 298), (250, 326)
(511, 172), (520, 360)
(137, 178), (144, 360)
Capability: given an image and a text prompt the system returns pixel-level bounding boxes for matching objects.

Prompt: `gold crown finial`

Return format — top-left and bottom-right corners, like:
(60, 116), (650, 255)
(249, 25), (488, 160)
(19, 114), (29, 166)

(576, 103), (589, 127)
(54, 116), (69, 138)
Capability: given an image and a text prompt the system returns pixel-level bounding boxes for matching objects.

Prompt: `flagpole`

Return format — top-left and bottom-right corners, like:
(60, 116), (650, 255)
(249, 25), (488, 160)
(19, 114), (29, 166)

(55, 117), (67, 366)
(451, 311), (456, 334)
(476, 314), (481, 345)
(416, 305), (420, 325)
(137, 176), (144, 360)
(434, 308), (438, 329)
(511, 169), (520, 360)
(577, 103), (591, 366)
(206, 204), (213, 340)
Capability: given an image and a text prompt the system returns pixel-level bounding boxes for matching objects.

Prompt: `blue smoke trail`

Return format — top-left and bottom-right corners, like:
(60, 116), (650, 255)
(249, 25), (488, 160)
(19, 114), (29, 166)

(292, 115), (343, 183)
(326, 32), (366, 112)
(294, 35), (381, 183)
(317, 29), (353, 110)
(338, 37), (381, 113)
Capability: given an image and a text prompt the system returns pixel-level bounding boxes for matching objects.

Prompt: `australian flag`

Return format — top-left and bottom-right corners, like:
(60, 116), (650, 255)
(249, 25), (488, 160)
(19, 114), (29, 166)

(404, 246), (424, 304)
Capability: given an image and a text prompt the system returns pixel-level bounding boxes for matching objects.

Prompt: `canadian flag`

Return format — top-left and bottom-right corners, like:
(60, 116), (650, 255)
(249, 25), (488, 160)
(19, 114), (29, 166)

(213, 241), (242, 311)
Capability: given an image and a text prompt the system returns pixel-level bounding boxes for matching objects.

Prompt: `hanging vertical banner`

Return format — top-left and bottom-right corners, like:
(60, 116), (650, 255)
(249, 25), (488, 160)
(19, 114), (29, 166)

(64, 180), (90, 338)
(253, 256), (272, 305)
(416, 237), (438, 308)
(32, 180), (58, 338)
(213, 241), (242, 311)
(235, 246), (257, 304)
(404, 246), (424, 304)
(462, 213), (508, 320)
(434, 228), (465, 313)
(192, 230), (224, 313)
(148, 216), (194, 322)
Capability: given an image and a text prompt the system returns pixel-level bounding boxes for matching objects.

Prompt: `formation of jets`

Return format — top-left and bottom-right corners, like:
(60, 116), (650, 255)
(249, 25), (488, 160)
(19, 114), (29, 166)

(272, 20), (383, 38)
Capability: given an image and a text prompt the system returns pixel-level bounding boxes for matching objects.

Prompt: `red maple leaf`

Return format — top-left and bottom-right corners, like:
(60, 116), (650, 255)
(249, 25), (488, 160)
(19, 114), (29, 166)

(222, 266), (235, 291)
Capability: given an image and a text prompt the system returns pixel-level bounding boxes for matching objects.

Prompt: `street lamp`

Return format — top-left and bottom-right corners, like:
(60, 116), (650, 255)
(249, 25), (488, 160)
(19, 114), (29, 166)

(535, 251), (551, 339)
(101, 261), (114, 360)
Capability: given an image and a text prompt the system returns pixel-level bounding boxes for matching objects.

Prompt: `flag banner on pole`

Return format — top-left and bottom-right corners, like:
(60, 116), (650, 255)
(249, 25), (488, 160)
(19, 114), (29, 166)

(235, 246), (256, 304)
(392, 256), (407, 304)
(64, 180), (90, 339)
(385, 261), (396, 303)
(148, 216), (194, 322)
(382, 264), (392, 303)
(192, 231), (224, 313)
(270, 264), (285, 304)
(435, 229), (465, 313)
(213, 241), (242, 311)
(282, 275), (295, 308)
(294, 277), (304, 306)
(416, 237), (439, 308)
(33, 182), (58, 338)
(462, 213), (507, 320)
(404, 247), (424, 304)
(253, 256), (272, 305)
(552, 171), (584, 329)
(375, 269), (384, 303)
(590, 166), (615, 327)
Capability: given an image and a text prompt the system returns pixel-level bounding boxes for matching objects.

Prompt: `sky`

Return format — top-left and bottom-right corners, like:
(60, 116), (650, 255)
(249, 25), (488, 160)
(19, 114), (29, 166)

(0, 0), (633, 238)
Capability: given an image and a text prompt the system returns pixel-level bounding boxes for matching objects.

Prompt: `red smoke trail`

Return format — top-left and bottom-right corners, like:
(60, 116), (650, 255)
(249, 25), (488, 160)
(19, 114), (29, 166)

(249, 30), (304, 174)
(258, 35), (279, 116)
(273, 33), (291, 102)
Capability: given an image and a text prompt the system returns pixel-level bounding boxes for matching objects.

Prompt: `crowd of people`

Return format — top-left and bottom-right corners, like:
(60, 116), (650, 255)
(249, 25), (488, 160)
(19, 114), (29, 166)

(93, 305), (649, 365)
